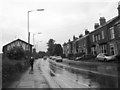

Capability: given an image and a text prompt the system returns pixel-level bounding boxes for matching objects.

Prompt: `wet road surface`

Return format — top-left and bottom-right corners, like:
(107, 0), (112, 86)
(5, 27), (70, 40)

(40, 58), (120, 89)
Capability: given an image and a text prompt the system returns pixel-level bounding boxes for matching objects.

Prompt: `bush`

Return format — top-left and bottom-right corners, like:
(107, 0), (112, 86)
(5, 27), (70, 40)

(7, 46), (25, 60)
(2, 58), (30, 87)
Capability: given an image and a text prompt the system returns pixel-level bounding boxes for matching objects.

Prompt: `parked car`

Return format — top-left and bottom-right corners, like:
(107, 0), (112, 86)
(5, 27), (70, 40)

(75, 55), (84, 61)
(75, 54), (95, 61)
(52, 56), (56, 60)
(96, 53), (116, 61)
(55, 56), (63, 62)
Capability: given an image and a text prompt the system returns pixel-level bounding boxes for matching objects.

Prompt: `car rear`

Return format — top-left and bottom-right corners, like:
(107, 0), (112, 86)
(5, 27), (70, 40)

(55, 56), (63, 62)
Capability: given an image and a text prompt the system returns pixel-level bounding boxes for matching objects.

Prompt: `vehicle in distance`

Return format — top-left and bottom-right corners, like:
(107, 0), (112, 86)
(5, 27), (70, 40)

(43, 56), (47, 60)
(96, 53), (116, 61)
(55, 56), (63, 62)
(51, 56), (56, 60)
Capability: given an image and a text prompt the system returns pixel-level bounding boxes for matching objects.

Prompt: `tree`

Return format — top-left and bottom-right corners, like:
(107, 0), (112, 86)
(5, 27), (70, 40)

(53, 44), (63, 56)
(47, 39), (55, 56)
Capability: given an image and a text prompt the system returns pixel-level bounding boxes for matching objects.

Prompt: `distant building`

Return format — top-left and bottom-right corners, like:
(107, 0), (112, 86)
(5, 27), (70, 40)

(72, 36), (78, 55)
(63, 40), (73, 57)
(63, 42), (67, 57)
(76, 34), (91, 55)
(2, 39), (33, 58)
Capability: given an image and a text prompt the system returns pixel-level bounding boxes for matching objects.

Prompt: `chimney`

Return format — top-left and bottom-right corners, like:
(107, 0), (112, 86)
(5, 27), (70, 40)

(118, 1), (120, 16)
(68, 39), (71, 42)
(85, 29), (89, 35)
(94, 23), (99, 29)
(99, 17), (106, 25)
(73, 36), (76, 41)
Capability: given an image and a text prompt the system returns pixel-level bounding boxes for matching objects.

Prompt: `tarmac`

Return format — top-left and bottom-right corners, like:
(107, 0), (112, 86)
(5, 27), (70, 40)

(8, 59), (50, 89)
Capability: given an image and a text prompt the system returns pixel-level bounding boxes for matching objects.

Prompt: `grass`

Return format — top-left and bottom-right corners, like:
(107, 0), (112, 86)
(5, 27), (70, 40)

(2, 56), (30, 88)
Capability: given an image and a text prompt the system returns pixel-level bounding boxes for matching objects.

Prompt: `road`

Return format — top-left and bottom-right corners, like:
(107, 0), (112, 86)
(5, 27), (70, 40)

(40, 58), (119, 89)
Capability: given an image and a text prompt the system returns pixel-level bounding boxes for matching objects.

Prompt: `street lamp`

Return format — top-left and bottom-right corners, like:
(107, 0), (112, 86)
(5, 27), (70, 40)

(27, 9), (44, 59)
(35, 41), (42, 52)
(27, 9), (44, 44)
(33, 32), (42, 48)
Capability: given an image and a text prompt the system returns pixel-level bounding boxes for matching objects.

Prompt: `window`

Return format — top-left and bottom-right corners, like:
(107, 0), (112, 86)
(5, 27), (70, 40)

(91, 47), (96, 55)
(92, 35), (95, 42)
(117, 24), (120, 37)
(98, 35), (100, 40)
(110, 27), (115, 39)
(110, 44), (115, 55)
(101, 31), (104, 39)
(95, 35), (98, 42)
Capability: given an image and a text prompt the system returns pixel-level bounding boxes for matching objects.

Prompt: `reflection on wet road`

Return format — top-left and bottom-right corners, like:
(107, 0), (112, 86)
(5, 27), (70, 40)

(49, 59), (119, 88)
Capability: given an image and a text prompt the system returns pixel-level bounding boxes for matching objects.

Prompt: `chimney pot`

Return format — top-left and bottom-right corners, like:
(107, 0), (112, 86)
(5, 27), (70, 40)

(99, 17), (106, 25)
(85, 29), (89, 35)
(94, 23), (99, 29)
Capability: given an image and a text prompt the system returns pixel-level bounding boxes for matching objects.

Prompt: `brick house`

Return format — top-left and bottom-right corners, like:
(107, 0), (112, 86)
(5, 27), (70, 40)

(2, 39), (33, 58)
(76, 35), (91, 55)
(71, 36), (78, 56)
(63, 39), (73, 57)
(63, 2), (120, 58)
(90, 3), (120, 56)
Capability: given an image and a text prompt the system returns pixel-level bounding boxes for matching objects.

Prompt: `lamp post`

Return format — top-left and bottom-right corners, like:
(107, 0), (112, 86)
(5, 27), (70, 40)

(27, 9), (44, 59)
(33, 32), (42, 48)
(35, 41), (42, 52)
(27, 9), (44, 44)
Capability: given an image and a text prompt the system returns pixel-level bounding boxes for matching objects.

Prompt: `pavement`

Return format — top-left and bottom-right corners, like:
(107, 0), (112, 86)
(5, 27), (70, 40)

(8, 59), (50, 88)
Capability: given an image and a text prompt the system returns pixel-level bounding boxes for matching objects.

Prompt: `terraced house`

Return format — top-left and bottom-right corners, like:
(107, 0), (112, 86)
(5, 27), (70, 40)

(76, 30), (90, 55)
(63, 2), (120, 58)
(90, 3), (120, 56)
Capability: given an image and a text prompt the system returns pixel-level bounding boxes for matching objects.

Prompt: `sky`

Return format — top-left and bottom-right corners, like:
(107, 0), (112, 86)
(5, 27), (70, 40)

(0, 0), (120, 53)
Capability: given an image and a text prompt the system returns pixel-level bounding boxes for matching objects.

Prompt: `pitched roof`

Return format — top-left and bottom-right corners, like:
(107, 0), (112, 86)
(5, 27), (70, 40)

(3, 38), (33, 47)
(90, 16), (119, 33)
(76, 34), (89, 42)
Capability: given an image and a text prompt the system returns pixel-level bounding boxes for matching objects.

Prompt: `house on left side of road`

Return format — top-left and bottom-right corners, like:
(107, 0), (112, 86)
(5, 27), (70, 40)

(2, 38), (33, 59)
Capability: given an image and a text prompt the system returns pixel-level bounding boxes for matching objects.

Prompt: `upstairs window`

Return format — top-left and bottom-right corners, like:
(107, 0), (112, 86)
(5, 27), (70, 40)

(117, 24), (120, 37)
(101, 31), (104, 39)
(92, 35), (95, 42)
(110, 27), (115, 39)
(98, 34), (100, 40)
(95, 35), (98, 42)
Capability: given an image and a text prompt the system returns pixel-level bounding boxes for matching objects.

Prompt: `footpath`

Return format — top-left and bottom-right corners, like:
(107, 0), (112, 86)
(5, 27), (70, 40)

(8, 59), (50, 88)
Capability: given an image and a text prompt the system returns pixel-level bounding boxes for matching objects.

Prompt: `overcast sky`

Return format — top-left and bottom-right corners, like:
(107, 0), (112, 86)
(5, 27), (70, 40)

(0, 0), (120, 53)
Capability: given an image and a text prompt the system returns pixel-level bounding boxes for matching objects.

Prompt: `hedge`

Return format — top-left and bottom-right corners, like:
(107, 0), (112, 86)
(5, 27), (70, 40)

(2, 58), (30, 88)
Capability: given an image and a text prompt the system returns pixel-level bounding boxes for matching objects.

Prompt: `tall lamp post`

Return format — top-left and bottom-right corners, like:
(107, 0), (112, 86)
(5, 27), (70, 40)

(27, 9), (44, 58)
(28, 9), (44, 44)
(33, 32), (42, 49)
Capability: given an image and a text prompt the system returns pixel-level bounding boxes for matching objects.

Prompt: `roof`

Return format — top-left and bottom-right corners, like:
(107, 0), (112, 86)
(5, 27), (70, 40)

(114, 19), (120, 25)
(90, 16), (119, 34)
(75, 34), (89, 42)
(3, 38), (33, 47)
